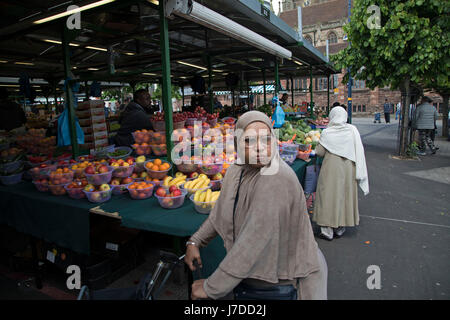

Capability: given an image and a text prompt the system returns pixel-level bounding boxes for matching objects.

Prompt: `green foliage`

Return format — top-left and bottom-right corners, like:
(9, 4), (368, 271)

(256, 104), (273, 117)
(406, 142), (419, 157)
(151, 84), (182, 101)
(331, 0), (450, 91)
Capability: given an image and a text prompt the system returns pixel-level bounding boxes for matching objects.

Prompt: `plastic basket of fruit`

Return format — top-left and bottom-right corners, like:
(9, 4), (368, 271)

(83, 185), (112, 203)
(110, 177), (134, 195)
(281, 152), (296, 165)
(132, 130), (152, 144)
(210, 179), (222, 191)
(0, 172), (23, 185)
(28, 164), (56, 180)
(0, 148), (25, 163)
(49, 168), (74, 185)
(110, 157), (135, 178)
(199, 161), (223, 176)
(107, 146), (132, 160)
(279, 142), (299, 154)
(48, 183), (67, 196)
(221, 117), (237, 125)
(70, 162), (93, 179)
(295, 143), (312, 152)
(149, 131), (166, 145)
(64, 181), (88, 199)
(76, 154), (94, 162)
(154, 186), (187, 209)
(189, 190), (221, 214)
(133, 155), (147, 173)
(127, 181), (155, 200)
(32, 179), (49, 192)
(27, 158), (52, 168)
(176, 162), (198, 174)
(84, 165), (113, 185)
(151, 120), (165, 132)
(132, 144), (152, 156)
(297, 145), (312, 161)
(144, 160), (171, 180)
(180, 177), (211, 196)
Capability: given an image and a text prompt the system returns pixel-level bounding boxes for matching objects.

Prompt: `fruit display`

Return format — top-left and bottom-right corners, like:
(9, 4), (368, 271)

(32, 178), (49, 192)
(181, 174), (211, 196)
(176, 155), (199, 173)
(65, 179), (89, 199)
(0, 147), (25, 163)
(48, 183), (67, 196)
(110, 177), (134, 195)
(132, 143), (151, 156)
(206, 112), (219, 127)
(162, 173), (187, 190)
(83, 184), (112, 203)
(209, 172), (223, 191)
(278, 120), (321, 149)
(107, 147), (132, 160)
(297, 145), (312, 161)
(55, 159), (77, 169)
(144, 159), (171, 180)
(70, 161), (93, 179)
(131, 171), (150, 181)
(0, 171), (24, 185)
(28, 163), (56, 180)
(185, 107), (207, 125)
(84, 164), (113, 185)
(54, 152), (73, 162)
(150, 144), (167, 156)
(0, 160), (24, 175)
(127, 181), (155, 200)
(154, 185), (187, 209)
(49, 168), (74, 185)
(132, 129), (152, 144)
(16, 129), (56, 155)
(256, 104), (272, 117)
(190, 189), (221, 214)
(199, 156), (223, 176)
(280, 152), (296, 165)
(77, 154), (94, 162)
(150, 131), (166, 145)
(109, 157), (135, 178)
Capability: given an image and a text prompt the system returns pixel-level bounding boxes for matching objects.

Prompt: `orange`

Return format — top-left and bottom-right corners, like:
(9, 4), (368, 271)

(129, 184), (136, 189)
(162, 163), (170, 170)
(145, 162), (153, 168)
(152, 179), (159, 182)
(151, 165), (160, 171)
(142, 129), (147, 133)
(154, 159), (162, 166)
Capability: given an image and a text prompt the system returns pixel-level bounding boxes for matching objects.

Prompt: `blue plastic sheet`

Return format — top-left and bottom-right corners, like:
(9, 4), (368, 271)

(57, 79), (84, 146)
(272, 101), (285, 128)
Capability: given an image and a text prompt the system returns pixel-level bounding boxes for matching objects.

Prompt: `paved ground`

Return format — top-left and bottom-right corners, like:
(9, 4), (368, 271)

(1, 117), (449, 300)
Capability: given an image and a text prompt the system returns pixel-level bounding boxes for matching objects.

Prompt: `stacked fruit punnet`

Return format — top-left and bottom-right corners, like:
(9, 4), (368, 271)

(132, 129), (152, 144)
(154, 184), (187, 209)
(109, 157), (135, 178)
(82, 183), (112, 203)
(65, 179), (89, 199)
(182, 174), (211, 195)
(110, 176), (134, 195)
(84, 163), (112, 185)
(134, 155), (147, 173)
(127, 181), (155, 200)
(162, 172), (187, 189)
(144, 158), (171, 180)
(71, 161), (93, 178)
(191, 189), (221, 214)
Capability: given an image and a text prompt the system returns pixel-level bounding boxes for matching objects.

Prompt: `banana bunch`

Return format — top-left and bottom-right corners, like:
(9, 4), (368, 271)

(163, 174), (187, 187)
(183, 175), (210, 191)
(194, 189), (221, 208)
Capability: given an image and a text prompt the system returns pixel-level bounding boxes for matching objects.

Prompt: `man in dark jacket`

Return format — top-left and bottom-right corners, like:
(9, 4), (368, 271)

(113, 89), (153, 147)
(0, 88), (27, 131)
(383, 99), (391, 123)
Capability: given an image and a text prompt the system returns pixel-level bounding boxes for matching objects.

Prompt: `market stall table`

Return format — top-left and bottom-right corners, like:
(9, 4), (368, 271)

(0, 158), (313, 279)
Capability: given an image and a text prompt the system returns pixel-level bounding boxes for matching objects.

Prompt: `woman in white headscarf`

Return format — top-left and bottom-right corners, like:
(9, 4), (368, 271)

(313, 107), (369, 240)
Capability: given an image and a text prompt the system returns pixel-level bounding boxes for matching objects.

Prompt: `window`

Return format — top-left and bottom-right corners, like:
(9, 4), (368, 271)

(332, 74), (339, 89)
(354, 80), (366, 89)
(302, 78), (308, 91)
(358, 105), (362, 112)
(317, 78), (328, 91)
(353, 105), (356, 112)
(363, 105), (366, 112)
(327, 32), (338, 44)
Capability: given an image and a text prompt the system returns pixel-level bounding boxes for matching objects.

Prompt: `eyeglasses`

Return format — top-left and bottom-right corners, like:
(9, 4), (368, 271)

(244, 135), (272, 149)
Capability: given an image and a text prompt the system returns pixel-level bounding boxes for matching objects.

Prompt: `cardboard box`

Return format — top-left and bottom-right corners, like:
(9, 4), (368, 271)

(93, 123), (107, 132)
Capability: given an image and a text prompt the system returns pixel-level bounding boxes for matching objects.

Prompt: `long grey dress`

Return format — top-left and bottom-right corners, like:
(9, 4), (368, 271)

(312, 144), (359, 228)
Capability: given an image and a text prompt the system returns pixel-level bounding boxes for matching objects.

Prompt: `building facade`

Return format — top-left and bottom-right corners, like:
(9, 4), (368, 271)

(279, 0), (405, 115)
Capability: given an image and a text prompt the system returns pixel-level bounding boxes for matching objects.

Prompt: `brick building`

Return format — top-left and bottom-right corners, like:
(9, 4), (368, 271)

(278, 0), (405, 115)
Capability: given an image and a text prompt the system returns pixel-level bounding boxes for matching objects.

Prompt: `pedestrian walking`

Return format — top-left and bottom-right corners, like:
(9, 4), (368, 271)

(383, 99), (391, 123)
(185, 111), (328, 300)
(412, 96), (438, 155)
(312, 107), (369, 241)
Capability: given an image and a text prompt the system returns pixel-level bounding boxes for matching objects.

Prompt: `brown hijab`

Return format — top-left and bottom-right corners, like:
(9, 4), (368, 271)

(208, 111), (320, 282)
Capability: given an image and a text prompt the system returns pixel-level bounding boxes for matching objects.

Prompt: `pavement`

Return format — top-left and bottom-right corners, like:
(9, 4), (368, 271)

(0, 117), (449, 300)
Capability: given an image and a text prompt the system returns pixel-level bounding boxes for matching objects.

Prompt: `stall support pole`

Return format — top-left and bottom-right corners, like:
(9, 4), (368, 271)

(291, 76), (294, 107)
(159, 1), (174, 166)
(327, 74), (330, 115)
(309, 65), (314, 119)
(262, 68), (267, 105)
(207, 55), (213, 114)
(274, 58), (279, 96)
(62, 26), (79, 158)
(182, 84), (185, 109)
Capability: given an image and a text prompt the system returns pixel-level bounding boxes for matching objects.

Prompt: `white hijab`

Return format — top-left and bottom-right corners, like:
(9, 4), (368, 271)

(319, 107), (369, 195)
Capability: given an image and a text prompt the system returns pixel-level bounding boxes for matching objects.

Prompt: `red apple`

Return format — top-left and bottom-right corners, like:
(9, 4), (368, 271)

(169, 185), (178, 193)
(85, 166), (95, 174)
(189, 172), (199, 179)
(156, 187), (166, 197)
(111, 178), (121, 186)
(172, 189), (182, 197)
(122, 177), (133, 184)
(98, 165), (109, 173)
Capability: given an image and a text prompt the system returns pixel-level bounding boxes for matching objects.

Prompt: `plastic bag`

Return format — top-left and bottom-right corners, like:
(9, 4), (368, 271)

(304, 164), (320, 194)
(272, 102), (285, 128)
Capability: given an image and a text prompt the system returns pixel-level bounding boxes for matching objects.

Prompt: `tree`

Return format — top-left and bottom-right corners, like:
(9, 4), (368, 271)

(332, 0), (450, 155)
(151, 84), (181, 101)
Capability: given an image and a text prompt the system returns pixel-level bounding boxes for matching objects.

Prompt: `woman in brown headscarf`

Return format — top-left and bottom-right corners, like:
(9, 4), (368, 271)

(185, 111), (328, 300)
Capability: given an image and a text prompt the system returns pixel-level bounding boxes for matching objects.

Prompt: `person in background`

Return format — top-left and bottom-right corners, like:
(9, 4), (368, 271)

(313, 107), (369, 240)
(280, 93), (289, 105)
(213, 97), (223, 110)
(395, 102), (401, 120)
(412, 96), (438, 155)
(0, 88), (27, 131)
(113, 89), (152, 147)
(186, 111), (327, 300)
(383, 99), (391, 123)
(331, 102), (341, 109)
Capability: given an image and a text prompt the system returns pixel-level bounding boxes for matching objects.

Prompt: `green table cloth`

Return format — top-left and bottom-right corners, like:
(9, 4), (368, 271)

(0, 158), (312, 278)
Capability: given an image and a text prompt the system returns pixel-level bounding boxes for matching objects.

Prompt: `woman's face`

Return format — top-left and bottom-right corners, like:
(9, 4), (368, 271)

(243, 121), (273, 168)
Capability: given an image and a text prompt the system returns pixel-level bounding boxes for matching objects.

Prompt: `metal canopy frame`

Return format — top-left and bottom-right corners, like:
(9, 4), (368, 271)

(0, 0), (337, 156)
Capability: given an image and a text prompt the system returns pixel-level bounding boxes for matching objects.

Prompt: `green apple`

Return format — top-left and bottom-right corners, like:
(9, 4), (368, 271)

(198, 174), (208, 180)
(99, 184), (110, 191)
(84, 184), (95, 192)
